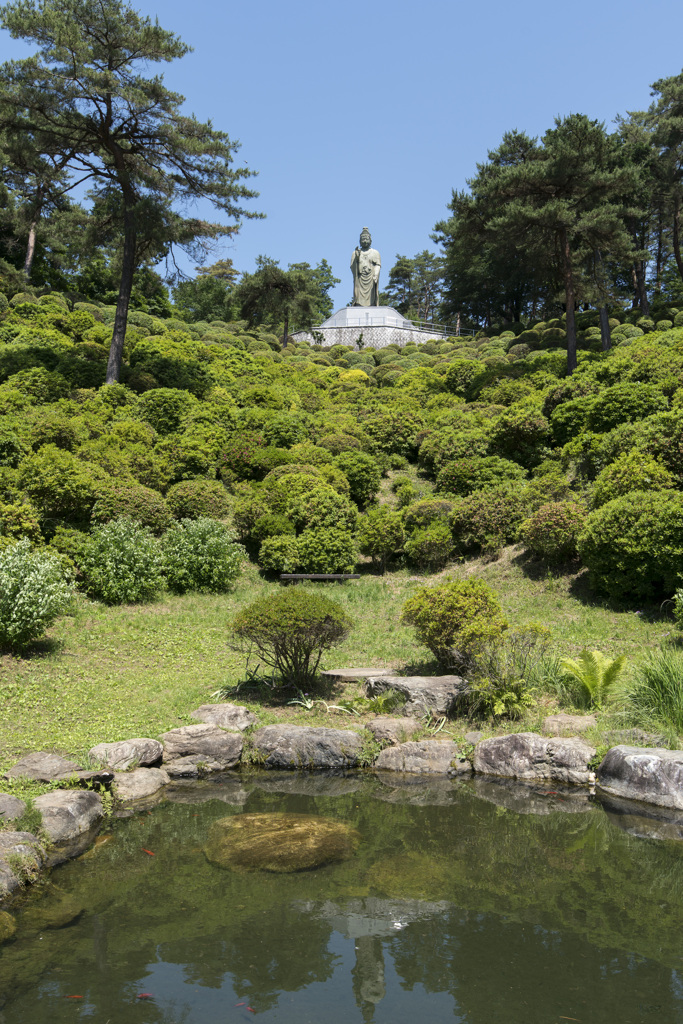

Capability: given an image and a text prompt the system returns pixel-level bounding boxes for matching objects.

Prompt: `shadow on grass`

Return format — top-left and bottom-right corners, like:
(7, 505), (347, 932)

(0, 636), (66, 662)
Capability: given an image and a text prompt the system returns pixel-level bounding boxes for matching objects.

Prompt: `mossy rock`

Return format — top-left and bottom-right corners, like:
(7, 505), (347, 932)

(21, 895), (85, 931)
(0, 910), (16, 943)
(203, 812), (360, 873)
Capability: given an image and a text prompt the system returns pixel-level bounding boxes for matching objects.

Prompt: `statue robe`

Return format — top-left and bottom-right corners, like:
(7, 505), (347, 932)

(351, 246), (381, 306)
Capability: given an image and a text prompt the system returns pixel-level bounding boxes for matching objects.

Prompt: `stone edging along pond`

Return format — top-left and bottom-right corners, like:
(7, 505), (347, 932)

(2, 695), (683, 911)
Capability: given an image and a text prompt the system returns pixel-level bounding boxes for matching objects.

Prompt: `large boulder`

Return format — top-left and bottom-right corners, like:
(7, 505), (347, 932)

(0, 832), (45, 897)
(164, 755), (234, 779)
(542, 713), (596, 737)
(598, 790), (683, 841)
(33, 790), (103, 843)
(375, 739), (469, 775)
(0, 794), (26, 822)
(190, 703), (256, 732)
(473, 732), (596, 785)
(112, 767), (169, 803)
(365, 675), (468, 716)
(366, 717), (422, 746)
(160, 724), (243, 769)
(5, 751), (113, 787)
(250, 725), (362, 769)
(203, 812), (360, 873)
(597, 746), (683, 809)
(88, 738), (163, 770)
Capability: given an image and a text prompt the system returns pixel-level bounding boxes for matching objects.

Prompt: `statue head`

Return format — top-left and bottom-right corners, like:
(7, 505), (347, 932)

(359, 227), (372, 249)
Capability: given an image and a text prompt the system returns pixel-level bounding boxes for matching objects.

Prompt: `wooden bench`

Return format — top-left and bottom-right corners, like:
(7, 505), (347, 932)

(279, 573), (361, 583)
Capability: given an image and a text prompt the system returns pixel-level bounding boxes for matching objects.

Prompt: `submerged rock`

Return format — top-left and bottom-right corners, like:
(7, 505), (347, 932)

(0, 910), (16, 943)
(21, 894), (84, 931)
(203, 812), (360, 873)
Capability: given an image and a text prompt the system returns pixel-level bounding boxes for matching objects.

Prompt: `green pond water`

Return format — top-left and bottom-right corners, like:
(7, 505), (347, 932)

(2, 771), (683, 1024)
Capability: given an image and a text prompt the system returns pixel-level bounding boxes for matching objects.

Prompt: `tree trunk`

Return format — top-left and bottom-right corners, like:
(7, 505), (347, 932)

(655, 213), (664, 297)
(599, 305), (611, 351)
(560, 228), (577, 375)
(24, 188), (44, 280)
(105, 201), (136, 384)
(282, 307), (289, 348)
(673, 196), (683, 284)
(634, 260), (649, 315)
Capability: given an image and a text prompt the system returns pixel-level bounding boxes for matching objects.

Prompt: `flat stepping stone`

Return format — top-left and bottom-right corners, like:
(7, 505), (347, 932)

(367, 717), (423, 746)
(89, 738), (163, 771)
(365, 675), (469, 716)
(203, 812), (360, 873)
(190, 703), (256, 732)
(473, 732), (596, 786)
(321, 668), (393, 681)
(250, 725), (362, 770)
(597, 746), (683, 809)
(375, 739), (468, 775)
(5, 752), (113, 787)
(542, 713), (597, 737)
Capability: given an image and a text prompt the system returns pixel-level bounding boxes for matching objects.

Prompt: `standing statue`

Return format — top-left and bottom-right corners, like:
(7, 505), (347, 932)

(350, 227), (381, 306)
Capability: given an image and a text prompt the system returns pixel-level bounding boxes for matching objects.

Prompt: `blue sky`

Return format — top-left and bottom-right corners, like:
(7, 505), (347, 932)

(3, 0), (683, 310)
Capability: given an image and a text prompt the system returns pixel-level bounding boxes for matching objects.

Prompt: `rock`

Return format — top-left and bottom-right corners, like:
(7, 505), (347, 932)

(112, 767), (169, 802)
(597, 745), (683, 809)
(204, 812), (360, 873)
(164, 756), (231, 778)
(365, 675), (468, 716)
(33, 790), (103, 843)
(0, 832), (45, 896)
(374, 775), (458, 806)
(250, 725), (363, 769)
(598, 790), (683, 841)
(0, 794), (26, 822)
(473, 732), (596, 785)
(464, 731), (484, 744)
(252, 772), (362, 798)
(190, 703), (256, 732)
(4, 751), (113, 788)
(375, 739), (468, 775)
(468, 776), (594, 816)
(601, 728), (670, 749)
(0, 910), (16, 943)
(542, 713), (597, 737)
(321, 667), (393, 681)
(164, 779), (251, 806)
(22, 895), (84, 931)
(366, 717), (422, 746)
(160, 724), (243, 769)
(88, 738), (163, 770)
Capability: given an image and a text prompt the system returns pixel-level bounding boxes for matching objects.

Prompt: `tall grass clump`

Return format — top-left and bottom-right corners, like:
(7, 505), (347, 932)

(625, 648), (683, 732)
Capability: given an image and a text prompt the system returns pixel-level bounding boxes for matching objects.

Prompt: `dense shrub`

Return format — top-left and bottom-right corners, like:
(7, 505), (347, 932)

(0, 539), (75, 650)
(287, 485), (358, 533)
(135, 388), (198, 435)
(590, 450), (675, 509)
(17, 445), (102, 522)
(90, 482), (173, 534)
(450, 485), (530, 553)
(403, 521), (453, 570)
(334, 450), (381, 507)
(401, 578), (508, 672)
(403, 498), (453, 533)
(162, 518), (243, 594)
(48, 526), (92, 572)
(5, 366), (71, 403)
(0, 499), (41, 542)
(229, 588), (354, 686)
(489, 405), (550, 468)
(251, 513), (296, 543)
(418, 428), (490, 475)
(586, 383), (668, 433)
(81, 517), (164, 604)
(443, 360), (487, 400)
(218, 431), (266, 480)
(296, 527), (356, 573)
(435, 455), (526, 496)
(578, 491), (683, 601)
(519, 501), (588, 563)
(258, 534), (300, 573)
(166, 478), (233, 520)
(361, 409), (424, 458)
(357, 506), (405, 571)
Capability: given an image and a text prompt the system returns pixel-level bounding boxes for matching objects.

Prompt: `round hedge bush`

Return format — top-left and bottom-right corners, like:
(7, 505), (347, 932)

(258, 534), (300, 574)
(81, 518), (164, 604)
(578, 491), (683, 601)
(403, 498), (453, 533)
(296, 527), (356, 574)
(591, 450), (676, 509)
(166, 479), (233, 520)
(162, 518), (243, 594)
(450, 485), (531, 553)
(251, 513), (296, 543)
(334, 450), (381, 507)
(357, 506), (405, 572)
(519, 501), (587, 563)
(403, 521), (453, 570)
(435, 455), (526, 497)
(91, 483), (173, 534)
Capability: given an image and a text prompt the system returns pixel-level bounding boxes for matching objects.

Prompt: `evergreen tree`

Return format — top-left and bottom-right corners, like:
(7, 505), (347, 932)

(235, 257), (340, 343)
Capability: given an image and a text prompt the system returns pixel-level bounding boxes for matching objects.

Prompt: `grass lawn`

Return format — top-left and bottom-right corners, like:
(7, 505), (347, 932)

(0, 548), (673, 791)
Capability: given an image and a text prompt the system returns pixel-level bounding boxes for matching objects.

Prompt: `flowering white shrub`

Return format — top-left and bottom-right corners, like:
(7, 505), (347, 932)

(81, 517), (164, 605)
(0, 539), (75, 650)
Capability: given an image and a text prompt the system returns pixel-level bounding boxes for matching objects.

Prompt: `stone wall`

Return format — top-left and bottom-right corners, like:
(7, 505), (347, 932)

(290, 324), (447, 350)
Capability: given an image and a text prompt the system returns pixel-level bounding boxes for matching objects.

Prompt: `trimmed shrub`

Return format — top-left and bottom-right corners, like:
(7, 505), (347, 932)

(0, 428), (30, 468)
(443, 360), (487, 400)
(418, 428), (490, 475)
(318, 432), (363, 455)
(229, 588), (354, 686)
(357, 506), (405, 572)
(288, 485), (358, 533)
(17, 445), (102, 522)
(218, 431), (266, 480)
(258, 534), (300, 574)
(5, 367), (71, 403)
(403, 498), (453, 533)
(135, 388), (198, 435)
(166, 479), (233, 520)
(81, 517), (164, 604)
(578, 491), (683, 601)
(450, 485), (530, 553)
(252, 513), (296, 543)
(489, 405), (550, 468)
(403, 521), (453, 570)
(586, 383), (668, 433)
(0, 500), (42, 542)
(162, 518), (243, 594)
(49, 526), (92, 573)
(401, 578), (508, 672)
(91, 482), (173, 534)
(0, 539), (75, 650)
(334, 450), (381, 507)
(519, 501), (588, 563)
(591, 450), (675, 509)
(435, 455), (526, 496)
(296, 527), (356, 573)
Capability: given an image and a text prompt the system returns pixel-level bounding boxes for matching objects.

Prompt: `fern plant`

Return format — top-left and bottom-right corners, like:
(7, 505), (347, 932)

(559, 650), (627, 708)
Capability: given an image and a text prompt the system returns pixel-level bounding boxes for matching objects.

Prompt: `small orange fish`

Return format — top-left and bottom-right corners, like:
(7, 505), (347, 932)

(137, 993), (154, 999)
(247, 1008), (255, 1013)
(65, 995), (83, 999)
(236, 1003), (246, 1007)
(142, 848), (155, 856)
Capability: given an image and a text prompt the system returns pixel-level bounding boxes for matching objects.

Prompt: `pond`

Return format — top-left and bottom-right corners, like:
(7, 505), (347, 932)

(2, 771), (683, 1024)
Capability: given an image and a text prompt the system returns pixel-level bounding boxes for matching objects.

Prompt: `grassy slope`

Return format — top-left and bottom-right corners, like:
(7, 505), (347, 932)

(0, 548), (670, 786)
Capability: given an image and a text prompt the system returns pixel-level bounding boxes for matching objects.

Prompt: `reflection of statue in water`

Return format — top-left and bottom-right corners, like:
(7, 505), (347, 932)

(352, 935), (386, 1022)
(351, 227), (381, 307)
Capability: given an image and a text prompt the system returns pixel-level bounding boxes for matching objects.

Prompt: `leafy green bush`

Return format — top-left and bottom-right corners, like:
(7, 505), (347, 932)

(357, 506), (405, 572)
(489, 404), (550, 468)
(402, 498), (453, 533)
(578, 491), (683, 601)
(403, 521), (453, 570)
(450, 485), (530, 553)
(81, 517), (164, 604)
(48, 526), (91, 573)
(258, 534), (300, 573)
(0, 499), (41, 542)
(229, 588), (354, 686)
(590, 450), (675, 509)
(218, 431), (266, 480)
(251, 513), (296, 543)
(0, 539), (75, 650)
(401, 578), (508, 672)
(91, 482), (173, 534)
(334, 450), (381, 507)
(519, 501), (588, 562)
(435, 455), (526, 496)
(586, 383), (668, 433)
(296, 527), (356, 573)
(5, 366), (71, 403)
(443, 360), (487, 400)
(17, 445), (102, 522)
(135, 388), (198, 435)
(166, 478), (233, 520)
(287, 485), (358, 533)
(162, 518), (243, 594)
